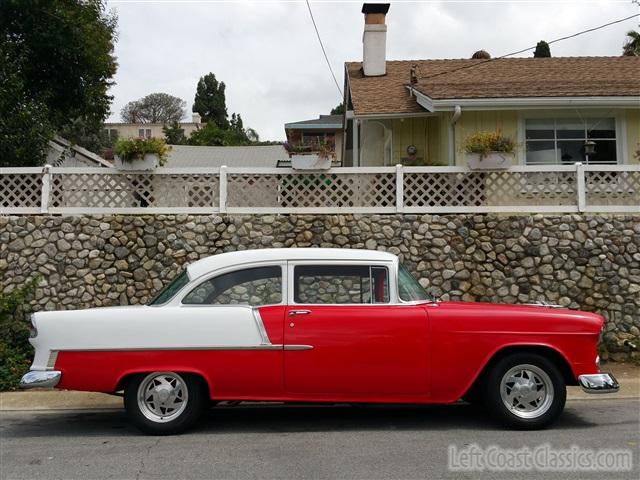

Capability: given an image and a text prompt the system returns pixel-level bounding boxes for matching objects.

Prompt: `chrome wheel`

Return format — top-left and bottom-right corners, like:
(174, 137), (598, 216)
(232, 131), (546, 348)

(500, 364), (554, 419)
(137, 372), (189, 423)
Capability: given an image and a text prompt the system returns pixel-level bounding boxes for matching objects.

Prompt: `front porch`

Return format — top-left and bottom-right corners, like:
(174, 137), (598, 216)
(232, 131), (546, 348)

(343, 108), (639, 168)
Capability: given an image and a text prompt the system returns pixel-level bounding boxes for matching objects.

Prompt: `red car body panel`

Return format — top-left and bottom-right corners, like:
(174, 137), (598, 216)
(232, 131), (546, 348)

(54, 301), (603, 404)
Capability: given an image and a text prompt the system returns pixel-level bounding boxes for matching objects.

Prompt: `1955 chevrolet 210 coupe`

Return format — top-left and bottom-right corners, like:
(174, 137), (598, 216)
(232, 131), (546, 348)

(21, 248), (618, 434)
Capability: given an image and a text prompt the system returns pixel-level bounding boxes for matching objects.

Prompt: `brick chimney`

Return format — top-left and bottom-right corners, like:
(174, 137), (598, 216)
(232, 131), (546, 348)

(362, 3), (390, 76)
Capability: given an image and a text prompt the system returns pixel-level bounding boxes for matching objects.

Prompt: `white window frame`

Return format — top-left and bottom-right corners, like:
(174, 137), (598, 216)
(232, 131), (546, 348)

(287, 260), (397, 306)
(517, 111), (626, 165)
(176, 261), (287, 308)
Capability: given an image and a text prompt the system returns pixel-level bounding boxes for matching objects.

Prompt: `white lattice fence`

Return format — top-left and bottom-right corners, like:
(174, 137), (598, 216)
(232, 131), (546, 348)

(1, 165), (638, 214)
(402, 167), (579, 212)
(47, 169), (220, 213)
(0, 171), (43, 213)
(226, 169), (396, 213)
(584, 169), (640, 209)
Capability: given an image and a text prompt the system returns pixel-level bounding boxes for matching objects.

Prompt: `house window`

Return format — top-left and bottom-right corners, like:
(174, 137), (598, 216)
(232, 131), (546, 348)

(138, 128), (151, 138)
(525, 118), (617, 165)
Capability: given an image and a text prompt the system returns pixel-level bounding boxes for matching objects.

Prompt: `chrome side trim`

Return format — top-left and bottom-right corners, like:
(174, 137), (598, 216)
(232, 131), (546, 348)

(251, 308), (272, 345)
(54, 345), (314, 352)
(283, 344), (314, 351)
(578, 373), (619, 394)
(20, 370), (62, 389)
(46, 350), (59, 370)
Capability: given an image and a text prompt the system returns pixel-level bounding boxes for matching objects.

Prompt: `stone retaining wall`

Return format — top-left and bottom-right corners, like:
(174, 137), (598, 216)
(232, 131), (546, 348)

(1, 214), (639, 356)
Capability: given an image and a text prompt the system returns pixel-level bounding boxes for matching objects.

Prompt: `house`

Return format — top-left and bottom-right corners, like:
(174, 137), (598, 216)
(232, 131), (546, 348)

(164, 145), (288, 168)
(342, 3), (640, 168)
(103, 113), (204, 143)
(285, 115), (344, 164)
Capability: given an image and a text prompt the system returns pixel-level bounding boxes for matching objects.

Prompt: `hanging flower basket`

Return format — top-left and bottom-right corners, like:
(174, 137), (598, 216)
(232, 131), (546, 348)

(463, 131), (515, 170)
(113, 137), (169, 170)
(465, 152), (514, 170)
(290, 153), (332, 170)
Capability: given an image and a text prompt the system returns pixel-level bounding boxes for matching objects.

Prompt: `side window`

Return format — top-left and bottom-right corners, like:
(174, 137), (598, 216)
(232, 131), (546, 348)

(294, 265), (389, 304)
(183, 266), (282, 306)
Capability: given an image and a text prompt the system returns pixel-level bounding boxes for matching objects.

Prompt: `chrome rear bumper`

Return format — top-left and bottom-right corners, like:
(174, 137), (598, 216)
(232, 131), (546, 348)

(19, 370), (62, 389)
(578, 373), (619, 394)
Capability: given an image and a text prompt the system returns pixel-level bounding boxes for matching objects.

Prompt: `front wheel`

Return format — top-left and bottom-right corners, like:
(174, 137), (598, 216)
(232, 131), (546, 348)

(124, 372), (207, 435)
(484, 353), (566, 430)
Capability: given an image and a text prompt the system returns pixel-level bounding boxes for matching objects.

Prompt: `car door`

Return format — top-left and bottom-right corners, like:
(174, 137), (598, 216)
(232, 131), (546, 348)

(283, 262), (429, 398)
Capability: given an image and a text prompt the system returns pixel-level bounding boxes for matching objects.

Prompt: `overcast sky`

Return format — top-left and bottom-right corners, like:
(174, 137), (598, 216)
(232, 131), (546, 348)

(105, 0), (639, 140)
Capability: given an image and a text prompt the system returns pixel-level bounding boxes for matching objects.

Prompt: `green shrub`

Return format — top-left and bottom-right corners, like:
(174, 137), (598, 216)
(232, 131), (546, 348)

(0, 278), (39, 390)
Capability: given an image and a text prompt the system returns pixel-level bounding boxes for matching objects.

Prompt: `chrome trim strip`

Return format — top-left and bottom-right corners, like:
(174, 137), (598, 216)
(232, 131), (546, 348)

(46, 350), (59, 370)
(20, 370), (62, 389)
(58, 345), (284, 352)
(54, 345), (314, 352)
(283, 344), (314, 351)
(251, 308), (272, 345)
(578, 373), (619, 394)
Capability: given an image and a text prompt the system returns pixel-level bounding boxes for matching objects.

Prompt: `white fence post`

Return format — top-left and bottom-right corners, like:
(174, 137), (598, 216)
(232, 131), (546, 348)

(219, 165), (228, 214)
(395, 164), (404, 213)
(576, 163), (586, 212)
(40, 164), (52, 213)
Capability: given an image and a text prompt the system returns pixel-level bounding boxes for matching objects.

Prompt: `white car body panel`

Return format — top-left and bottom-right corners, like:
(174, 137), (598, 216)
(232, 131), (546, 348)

(30, 305), (266, 370)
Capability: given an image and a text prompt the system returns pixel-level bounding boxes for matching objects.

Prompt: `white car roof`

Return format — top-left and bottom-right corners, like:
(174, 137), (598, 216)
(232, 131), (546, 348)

(186, 248), (397, 280)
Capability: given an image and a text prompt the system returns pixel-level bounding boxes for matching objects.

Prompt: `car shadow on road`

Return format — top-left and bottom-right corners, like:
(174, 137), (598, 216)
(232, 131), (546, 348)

(2, 402), (598, 438)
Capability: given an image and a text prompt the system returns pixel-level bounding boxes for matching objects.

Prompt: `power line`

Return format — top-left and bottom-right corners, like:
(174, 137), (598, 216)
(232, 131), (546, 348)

(417, 13), (640, 82)
(305, 0), (343, 99)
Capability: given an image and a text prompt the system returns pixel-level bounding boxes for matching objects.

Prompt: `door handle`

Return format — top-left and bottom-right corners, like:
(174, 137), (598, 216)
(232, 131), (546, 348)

(288, 309), (311, 317)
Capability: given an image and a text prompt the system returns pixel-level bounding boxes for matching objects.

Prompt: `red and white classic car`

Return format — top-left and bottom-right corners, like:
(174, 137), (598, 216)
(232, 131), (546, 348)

(21, 248), (618, 434)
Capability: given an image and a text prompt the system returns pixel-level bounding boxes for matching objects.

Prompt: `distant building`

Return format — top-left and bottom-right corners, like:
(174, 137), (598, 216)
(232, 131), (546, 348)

(103, 113), (204, 143)
(284, 114), (344, 164)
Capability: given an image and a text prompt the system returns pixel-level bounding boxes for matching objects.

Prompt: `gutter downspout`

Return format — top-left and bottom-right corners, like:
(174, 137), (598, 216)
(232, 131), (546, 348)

(448, 105), (461, 166)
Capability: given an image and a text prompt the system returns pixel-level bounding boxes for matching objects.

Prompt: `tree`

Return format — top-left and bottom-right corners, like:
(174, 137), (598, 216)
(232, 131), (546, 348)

(0, 0), (117, 165)
(121, 93), (187, 124)
(193, 73), (229, 128)
(533, 40), (551, 58)
(186, 123), (250, 147)
(622, 30), (640, 56)
(330, 103), (345, 115)
(162, 122), (186, 145)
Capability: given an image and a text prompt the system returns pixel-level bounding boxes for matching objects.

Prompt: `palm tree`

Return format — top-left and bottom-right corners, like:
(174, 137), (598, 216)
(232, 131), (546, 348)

(622, 30), (640, 56)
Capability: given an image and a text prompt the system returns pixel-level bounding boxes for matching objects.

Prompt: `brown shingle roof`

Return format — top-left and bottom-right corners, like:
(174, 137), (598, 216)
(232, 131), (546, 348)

(346, 57), (640, 115)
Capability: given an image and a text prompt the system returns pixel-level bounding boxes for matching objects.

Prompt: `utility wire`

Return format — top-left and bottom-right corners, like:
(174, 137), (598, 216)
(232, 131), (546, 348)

(417, 13), (640, 82)
(305, 0), (343, 99)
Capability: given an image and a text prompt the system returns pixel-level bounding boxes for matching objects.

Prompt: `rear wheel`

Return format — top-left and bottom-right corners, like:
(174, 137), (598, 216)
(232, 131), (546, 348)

(124, 372), (207, 435)
(484, 353), (566, 430)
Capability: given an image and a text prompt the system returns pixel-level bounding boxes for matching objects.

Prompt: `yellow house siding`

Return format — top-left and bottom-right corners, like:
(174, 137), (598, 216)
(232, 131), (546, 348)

(453, 110), (519, 166)
(390, 116), (446, 165)
(626, 109), (640, 164)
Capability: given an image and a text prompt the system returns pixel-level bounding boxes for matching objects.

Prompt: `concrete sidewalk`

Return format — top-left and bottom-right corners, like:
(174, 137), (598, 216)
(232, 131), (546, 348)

(1, 362), (638, 412)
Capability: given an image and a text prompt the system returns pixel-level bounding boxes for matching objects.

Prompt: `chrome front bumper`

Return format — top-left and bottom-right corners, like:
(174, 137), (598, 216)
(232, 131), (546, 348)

(19, 370), (62, 389)
(578, 373), (619, 394)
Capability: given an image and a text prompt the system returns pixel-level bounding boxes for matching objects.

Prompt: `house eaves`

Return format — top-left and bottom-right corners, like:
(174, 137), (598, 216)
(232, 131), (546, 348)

(409, 86), (640, 112)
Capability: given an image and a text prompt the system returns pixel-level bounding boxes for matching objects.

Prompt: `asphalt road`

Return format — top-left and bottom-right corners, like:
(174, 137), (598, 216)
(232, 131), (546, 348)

(1, 399), (638, 480)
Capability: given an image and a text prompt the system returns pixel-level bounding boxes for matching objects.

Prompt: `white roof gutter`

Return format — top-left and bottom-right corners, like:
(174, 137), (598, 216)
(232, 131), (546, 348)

(407, 86), (640, 111)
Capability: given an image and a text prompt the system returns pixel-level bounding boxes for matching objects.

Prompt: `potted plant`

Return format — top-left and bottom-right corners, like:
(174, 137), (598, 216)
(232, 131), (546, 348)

(463, 131), (515, 170)
(113, 137), (170, 170)
(284, 139), (333, 170)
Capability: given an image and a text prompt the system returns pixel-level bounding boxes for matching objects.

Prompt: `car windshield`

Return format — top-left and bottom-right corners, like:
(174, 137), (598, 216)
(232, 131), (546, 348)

(148, 270), (190, 306)
(398, 264), (432, 302)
